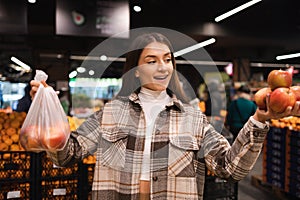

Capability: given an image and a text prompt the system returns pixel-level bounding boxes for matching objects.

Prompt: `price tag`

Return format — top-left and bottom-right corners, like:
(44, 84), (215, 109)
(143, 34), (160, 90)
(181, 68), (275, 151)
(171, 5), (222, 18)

(53, 188), (66, 196)
(7, 191), (21, 199)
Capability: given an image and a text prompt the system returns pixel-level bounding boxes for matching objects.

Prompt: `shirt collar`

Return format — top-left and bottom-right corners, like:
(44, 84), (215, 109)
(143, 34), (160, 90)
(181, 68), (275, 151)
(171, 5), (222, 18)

(128, 91), (184, 112)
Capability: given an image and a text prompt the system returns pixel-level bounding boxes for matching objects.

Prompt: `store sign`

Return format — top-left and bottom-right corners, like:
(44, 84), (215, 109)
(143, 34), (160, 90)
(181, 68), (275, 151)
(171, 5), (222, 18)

(56, 0), (129, 38)
(0, 0), (27, 34)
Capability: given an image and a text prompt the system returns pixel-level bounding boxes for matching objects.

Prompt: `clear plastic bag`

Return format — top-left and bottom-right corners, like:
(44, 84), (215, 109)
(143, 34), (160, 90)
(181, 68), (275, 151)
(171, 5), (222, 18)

(20, 70), (70, 152)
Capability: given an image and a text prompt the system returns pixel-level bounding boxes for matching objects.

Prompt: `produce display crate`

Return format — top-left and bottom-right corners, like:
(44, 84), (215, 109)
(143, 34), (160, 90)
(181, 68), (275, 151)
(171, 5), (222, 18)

(35, 152), (81, 199)
(0, 181), (31, 200)
(80, 163), (95, 200)
(0, 151), (36, 182)
(0, 151), (37, 199)
(262, 127), (288, 190)
(36, 152), (80, 178)
(36, 178), (79, 200)
(203, 175), (238, 200)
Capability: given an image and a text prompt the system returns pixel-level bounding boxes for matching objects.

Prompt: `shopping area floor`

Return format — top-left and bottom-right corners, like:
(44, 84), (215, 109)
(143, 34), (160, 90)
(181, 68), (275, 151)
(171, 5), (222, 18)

(237, 152), (284, 200)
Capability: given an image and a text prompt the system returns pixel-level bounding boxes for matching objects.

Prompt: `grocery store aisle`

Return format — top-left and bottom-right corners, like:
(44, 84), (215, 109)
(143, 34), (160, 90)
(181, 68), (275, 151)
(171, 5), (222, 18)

(237, 152), (282, 200)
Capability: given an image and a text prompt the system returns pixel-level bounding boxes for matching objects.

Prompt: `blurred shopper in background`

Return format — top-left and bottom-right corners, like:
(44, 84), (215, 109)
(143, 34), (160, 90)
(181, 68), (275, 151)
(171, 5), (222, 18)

(204, 81), (223, 117)
(58, 90), (70, 115)
(16, 84), (32, 113)
(0, 83), (3, 108)
(203, 81), (224, 132)
(226, 85), (257, 139)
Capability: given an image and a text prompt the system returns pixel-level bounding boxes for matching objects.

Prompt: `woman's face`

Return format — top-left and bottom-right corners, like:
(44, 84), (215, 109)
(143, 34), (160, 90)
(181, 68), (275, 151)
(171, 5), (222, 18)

(136, 42), (174, 91)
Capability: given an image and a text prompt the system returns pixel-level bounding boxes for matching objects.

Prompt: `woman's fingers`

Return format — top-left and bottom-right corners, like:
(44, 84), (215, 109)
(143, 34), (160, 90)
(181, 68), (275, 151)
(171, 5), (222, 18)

(41, 80), (48, 87)
(291, 101), (300, 116)
(29, 80), (48, 99)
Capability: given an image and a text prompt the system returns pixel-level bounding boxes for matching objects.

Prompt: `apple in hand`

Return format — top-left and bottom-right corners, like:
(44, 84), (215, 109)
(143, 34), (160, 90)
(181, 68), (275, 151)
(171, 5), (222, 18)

(269, 87), (296, 113)
(290, 85), (300, 101)
(254, 87), (271, 110)
(267, 69), (292, 90)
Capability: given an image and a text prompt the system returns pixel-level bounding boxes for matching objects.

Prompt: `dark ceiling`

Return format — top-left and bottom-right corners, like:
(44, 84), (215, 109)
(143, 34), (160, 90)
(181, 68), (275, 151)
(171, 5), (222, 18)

(131, 0), (300, 63)
(1, 0), (300, 70)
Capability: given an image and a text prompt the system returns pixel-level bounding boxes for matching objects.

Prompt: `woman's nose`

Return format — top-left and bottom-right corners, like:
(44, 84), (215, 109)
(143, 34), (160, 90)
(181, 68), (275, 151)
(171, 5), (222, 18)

(157, 61), (167, 71)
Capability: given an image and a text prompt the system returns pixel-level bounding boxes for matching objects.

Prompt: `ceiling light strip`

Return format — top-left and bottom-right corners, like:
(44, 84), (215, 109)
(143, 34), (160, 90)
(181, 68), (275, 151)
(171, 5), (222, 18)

(173, 38), (216, 57)
(70, 55), (126, 62)
(250, 62), (300, 68)
(10, 56), (32, 72)
(276, 53), (300, 60)
(176, 60), (231, 66)
(215, 0), (262, 22)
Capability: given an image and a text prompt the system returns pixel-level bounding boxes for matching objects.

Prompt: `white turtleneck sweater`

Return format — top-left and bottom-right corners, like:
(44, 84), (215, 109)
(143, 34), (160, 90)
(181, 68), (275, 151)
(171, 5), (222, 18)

(138, 87), (171, 181)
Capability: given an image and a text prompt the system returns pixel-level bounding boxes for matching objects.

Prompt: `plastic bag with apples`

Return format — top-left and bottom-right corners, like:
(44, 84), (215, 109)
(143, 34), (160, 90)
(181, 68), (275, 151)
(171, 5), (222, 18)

(20, 70), (70, 152)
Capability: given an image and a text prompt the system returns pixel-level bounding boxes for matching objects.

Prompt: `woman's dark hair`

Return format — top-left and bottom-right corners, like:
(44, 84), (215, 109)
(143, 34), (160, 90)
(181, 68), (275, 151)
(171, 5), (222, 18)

(116, 32), (189, 103)
(237, 85), (251, 94)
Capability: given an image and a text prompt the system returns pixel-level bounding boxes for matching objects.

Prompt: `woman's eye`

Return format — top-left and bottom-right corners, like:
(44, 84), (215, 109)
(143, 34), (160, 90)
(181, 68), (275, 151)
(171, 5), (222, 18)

(165, 58), (172, 63)
(147, 60), (156, 64)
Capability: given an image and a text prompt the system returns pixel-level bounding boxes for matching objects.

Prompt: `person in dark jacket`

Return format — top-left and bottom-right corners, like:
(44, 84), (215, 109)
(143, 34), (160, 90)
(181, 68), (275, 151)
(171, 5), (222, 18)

(226, 85), (257, 139)
(16, 84), (32, 113)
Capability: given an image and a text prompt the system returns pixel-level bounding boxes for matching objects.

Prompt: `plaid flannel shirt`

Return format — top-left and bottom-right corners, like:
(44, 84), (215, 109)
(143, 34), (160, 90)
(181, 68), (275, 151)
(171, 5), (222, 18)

(48, 92), (268, 200)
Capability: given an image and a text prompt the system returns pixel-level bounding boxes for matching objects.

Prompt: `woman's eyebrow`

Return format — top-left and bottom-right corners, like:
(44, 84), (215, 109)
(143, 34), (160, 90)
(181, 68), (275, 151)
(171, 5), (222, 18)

(144, 52), (171, 58)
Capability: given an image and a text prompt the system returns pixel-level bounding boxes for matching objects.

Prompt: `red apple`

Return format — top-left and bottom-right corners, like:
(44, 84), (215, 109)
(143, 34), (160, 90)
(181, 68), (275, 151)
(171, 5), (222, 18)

(41, 126), (69, 151)
(20, 125), (42, 151)
(290, 85), (300, 101)
(267, 69), (293, 90)
(254, 87), (271, 110)
(269, 87), (296, 113)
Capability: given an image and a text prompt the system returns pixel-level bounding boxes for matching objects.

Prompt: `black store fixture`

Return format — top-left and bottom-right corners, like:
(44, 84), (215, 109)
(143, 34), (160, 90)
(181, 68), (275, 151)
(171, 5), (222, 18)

(0, 151), (239, 200)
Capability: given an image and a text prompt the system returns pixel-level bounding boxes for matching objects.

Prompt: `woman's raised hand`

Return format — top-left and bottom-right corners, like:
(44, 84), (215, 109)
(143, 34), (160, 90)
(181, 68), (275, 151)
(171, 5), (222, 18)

(29, 80), (48, 100)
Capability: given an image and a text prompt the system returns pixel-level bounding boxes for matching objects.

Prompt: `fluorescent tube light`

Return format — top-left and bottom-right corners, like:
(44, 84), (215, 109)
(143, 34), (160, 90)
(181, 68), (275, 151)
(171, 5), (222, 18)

(10, 56), (32, 72)
(174, 38), (216, 57)
(215, 0), (262, 22)
(276, 53), (300, 60)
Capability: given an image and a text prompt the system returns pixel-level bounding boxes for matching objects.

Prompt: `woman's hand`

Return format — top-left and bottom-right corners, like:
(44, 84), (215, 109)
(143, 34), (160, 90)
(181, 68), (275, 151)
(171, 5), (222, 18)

(253, 94), (300, 123)
(29, 80), (48, 100)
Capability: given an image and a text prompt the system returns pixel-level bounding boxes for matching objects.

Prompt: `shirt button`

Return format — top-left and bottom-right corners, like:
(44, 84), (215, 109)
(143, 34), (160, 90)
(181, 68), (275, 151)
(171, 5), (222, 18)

(253, 132), (259, 137)
(152, 176), (158, 181)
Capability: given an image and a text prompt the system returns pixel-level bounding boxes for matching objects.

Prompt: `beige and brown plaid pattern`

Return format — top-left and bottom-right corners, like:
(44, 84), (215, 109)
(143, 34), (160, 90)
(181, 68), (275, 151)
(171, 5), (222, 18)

(48, 93), (268, 200)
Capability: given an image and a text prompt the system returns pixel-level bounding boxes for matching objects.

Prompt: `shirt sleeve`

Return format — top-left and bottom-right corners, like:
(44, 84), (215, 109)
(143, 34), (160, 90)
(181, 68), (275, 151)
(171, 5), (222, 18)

(249, 115), (268, 129)
(203, 116), (269, 181)
(47, 110), (103, 167)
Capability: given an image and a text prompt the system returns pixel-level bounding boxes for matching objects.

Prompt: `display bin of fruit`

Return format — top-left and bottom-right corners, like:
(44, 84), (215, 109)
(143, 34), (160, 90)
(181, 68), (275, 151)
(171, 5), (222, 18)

(36, 151), (80, 179)
(0, 111), (27, 152)
(0, 151), (37, 199)
(36, 178), (80, 200)
(35, 152), (82, 199)
(0, 181), (32, 199)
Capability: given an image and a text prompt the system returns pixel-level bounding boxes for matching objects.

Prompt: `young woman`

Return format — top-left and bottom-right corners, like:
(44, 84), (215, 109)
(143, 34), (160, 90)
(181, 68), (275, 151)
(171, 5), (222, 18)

(30, 32), (300, 200)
